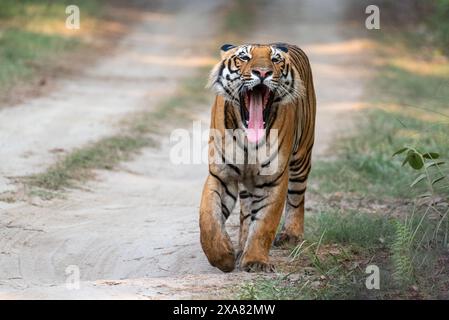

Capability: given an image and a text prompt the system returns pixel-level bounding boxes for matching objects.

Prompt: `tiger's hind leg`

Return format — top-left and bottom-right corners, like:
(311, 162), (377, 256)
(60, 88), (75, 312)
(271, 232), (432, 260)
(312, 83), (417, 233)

(274, 192), (305, 246)
(236, 187), (254, 266)
(200, 174), (238, 272)
(274, 153), (311, 246)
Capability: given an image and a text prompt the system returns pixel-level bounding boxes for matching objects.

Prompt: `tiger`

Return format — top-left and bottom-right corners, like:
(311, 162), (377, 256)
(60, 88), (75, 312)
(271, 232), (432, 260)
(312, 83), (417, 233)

(199, 43), (316, 272)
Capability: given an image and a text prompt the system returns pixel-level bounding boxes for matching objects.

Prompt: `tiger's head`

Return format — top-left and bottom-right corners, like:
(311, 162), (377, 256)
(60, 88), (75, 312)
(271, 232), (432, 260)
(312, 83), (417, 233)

(207, 43), (304, 143)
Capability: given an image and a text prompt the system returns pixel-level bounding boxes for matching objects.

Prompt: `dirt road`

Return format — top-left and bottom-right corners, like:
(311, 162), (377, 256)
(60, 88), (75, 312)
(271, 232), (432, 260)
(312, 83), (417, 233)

(0, 0), (371, 299)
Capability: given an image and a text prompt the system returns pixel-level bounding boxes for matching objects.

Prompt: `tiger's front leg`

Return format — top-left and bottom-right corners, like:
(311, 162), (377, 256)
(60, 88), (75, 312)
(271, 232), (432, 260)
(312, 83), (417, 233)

(239, 172), (289, 272)
(199, 173), (238, 272)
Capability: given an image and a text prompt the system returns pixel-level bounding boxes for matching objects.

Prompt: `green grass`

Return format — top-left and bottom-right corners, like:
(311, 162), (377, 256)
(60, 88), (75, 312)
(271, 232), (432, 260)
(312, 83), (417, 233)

(0, 0), (103, 97)
(306, 209), (395, 249)
(239, 210), (395, 300)
(0, 0), (101, 20)
(310, 54), (449, 200)
(0, 29), (80, 84)
(238, 207), (449, 300)
(238, 276), (308, 300)
(238, 259), (397, 300)
(428, 0), (449, 55)
(28, 135), (151, 190)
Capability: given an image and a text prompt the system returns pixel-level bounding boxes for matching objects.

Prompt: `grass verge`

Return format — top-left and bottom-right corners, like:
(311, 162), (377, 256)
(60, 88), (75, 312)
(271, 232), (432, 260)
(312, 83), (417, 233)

(0, 0), (105, 101)
(25, 68), (211, 194)
(238, 205), (449, 299)
(28, 135), (150, 191)
(310, 55), (449, 199)
(237, 13), (449, 300)
(238, 209), (396, 299)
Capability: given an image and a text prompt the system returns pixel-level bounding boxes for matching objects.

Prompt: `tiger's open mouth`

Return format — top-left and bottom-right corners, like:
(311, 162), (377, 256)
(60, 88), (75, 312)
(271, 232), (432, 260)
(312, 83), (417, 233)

(240, 84), (275, 143)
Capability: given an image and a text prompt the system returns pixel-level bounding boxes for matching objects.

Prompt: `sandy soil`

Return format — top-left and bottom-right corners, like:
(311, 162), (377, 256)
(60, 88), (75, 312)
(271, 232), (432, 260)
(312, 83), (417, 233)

(0, 0), (372, 299)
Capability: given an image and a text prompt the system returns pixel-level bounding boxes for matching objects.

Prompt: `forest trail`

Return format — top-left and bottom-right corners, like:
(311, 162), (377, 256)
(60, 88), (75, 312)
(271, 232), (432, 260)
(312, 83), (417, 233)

(0, 0), (371, 299)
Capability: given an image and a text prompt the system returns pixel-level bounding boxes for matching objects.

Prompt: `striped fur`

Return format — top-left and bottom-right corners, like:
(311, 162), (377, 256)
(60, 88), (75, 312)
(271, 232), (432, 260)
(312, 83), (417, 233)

(200, 43), (316, 272)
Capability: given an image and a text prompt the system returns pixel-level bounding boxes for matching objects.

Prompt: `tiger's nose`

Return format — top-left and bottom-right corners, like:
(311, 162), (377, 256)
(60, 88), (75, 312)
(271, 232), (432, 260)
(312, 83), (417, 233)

(252, 68), (273, 80)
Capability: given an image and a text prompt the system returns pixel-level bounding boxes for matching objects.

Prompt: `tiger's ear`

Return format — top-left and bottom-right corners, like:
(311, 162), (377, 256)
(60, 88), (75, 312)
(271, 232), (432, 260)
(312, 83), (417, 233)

(274, 43), (289, 53)
(221, 44), (236, 52)
(220, 44), (236, 58)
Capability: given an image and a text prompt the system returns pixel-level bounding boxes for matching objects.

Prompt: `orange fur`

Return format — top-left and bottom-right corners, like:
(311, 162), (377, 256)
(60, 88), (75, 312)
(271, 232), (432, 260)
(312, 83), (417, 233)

(200, 44), (316, 272)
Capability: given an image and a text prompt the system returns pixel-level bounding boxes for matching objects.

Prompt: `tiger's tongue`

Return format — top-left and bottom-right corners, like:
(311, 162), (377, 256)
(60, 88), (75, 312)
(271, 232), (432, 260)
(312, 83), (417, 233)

(247, 90), (265, 143)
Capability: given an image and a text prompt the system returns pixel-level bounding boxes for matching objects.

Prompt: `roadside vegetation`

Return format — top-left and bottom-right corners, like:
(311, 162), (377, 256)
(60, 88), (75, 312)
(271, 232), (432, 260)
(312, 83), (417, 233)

(238, 1), (449, 299)
(0, 0), (211, 198)
(26, 70), (210, 197)
(0, 0), (107, 104)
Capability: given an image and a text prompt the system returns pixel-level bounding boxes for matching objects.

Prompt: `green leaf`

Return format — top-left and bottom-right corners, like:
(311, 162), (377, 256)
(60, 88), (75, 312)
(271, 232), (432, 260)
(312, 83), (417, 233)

(393, 147), (408, 157)
(408, 152), (424, 170)
(401, 157), (409, 167)
(402, 150), (414, 167)
(422, 152), (440, 159)
(410, 174), (427, 188)
(432, 176), (446, 185)
(401, 156), (409, 167)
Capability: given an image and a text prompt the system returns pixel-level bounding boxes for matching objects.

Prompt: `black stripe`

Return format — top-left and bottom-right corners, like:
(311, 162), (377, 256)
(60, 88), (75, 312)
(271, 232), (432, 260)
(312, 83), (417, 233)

(288, 188), (306, 195)
(227, 164), (241, 175)
(251, 203), (271, 215)
(289, 144), (314, 168)
(209, 171), (237, 201)
(289, 176), (307, 183)
(222, 204), (231, 218)
(290, 67), (295, 92)
(221, 85), (234, 98)
(261, 134), (283, 168)
(211, 189), (222, 200)
(252, 196), (268, 205)
(255, 161), (288, 189)
(224, 102), (238, 129)
(221, 152), (241, 176)
(287, 200), (301, 208)
(255, 179), (280, 189)
(287, 197), (304, 209)
(290, 165), (311, 179)
(290, 156), (311, 173)
(239, 191), (250, 199)
(227, 58), (240, 74)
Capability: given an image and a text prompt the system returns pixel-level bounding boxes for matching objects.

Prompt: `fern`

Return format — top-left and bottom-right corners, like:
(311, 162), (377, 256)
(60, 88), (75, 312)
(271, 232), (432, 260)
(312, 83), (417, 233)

(391, 219), (414, 284)
(392, 145), (449, 285)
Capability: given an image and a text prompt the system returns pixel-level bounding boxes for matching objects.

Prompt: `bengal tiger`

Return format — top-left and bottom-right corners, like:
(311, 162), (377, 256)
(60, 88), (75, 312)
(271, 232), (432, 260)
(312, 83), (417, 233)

(199, 43), (316, 272)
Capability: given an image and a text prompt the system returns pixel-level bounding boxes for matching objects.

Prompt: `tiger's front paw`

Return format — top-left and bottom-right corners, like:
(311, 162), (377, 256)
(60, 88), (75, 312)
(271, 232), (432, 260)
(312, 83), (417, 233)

(240, 261), (276, 273)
